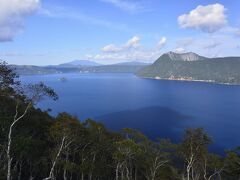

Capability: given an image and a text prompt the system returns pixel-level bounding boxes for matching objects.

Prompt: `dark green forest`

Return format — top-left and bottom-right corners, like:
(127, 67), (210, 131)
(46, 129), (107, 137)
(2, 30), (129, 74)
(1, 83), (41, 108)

(1, 61), (240, 180)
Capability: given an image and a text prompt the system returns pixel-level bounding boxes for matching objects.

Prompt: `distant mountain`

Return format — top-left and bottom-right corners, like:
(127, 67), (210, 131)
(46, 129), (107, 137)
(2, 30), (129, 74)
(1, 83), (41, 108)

(137, 52), (240, 84)
(113, 61), (150, 66)
(9, 65), (56, 75)
(10, 62), (148, 75)
(59, 60), (102, 67)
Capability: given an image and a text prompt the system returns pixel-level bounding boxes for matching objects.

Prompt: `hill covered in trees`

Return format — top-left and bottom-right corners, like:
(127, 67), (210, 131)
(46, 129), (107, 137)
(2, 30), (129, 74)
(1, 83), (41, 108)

(137, 52), (240, 84)
(10, 63), (147, 75)
(1, 61), (240, 180)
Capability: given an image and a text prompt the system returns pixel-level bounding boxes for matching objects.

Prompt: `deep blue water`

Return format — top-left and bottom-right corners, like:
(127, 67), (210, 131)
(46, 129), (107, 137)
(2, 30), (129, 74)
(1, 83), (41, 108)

(20, 73), (240, 153)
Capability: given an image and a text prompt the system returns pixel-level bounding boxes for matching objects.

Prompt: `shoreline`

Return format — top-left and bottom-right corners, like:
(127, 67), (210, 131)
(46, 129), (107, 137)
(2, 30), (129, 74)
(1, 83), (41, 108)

(19, 72), (240, 86)
(140, 76), (240, 86)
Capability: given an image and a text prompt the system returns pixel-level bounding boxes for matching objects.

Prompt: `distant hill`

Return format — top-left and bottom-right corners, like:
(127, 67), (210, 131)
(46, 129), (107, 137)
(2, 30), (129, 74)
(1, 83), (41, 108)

(10, 62), (148, 75)
(9, 65), (61, 75)
(59, 60), (102, 67)
(81, 64), (146, 73)
(137, 52), (240, 84)
(113, 61), (150, 66)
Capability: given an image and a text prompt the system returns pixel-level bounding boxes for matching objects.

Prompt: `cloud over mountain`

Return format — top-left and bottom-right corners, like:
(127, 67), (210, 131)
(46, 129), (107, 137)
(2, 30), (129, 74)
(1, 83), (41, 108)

(178, 3), (227, 33)
(88, 36), (168, 62)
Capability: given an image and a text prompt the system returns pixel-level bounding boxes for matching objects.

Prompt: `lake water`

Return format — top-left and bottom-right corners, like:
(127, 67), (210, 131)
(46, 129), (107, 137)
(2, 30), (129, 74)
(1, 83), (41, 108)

(20, 73), (240, 153)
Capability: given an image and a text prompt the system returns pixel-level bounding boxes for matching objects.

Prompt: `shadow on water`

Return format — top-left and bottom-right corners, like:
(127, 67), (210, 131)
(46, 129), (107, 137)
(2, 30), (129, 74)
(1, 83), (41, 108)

(96, 106), (192, 143)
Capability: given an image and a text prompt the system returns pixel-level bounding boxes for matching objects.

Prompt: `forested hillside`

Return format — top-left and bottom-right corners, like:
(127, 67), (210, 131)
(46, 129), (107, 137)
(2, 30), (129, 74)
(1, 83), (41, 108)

(10, 64), (147, 75)
(137, 52), (240, 84)
(1, 61), (240, 180)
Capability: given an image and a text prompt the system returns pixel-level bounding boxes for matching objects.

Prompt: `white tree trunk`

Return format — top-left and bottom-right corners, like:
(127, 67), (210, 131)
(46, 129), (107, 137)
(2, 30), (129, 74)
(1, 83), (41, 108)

(149, 156), (168, 180)
(43, 136), (66, 180)
(7, 102), (31, 180)
(116, 163), (119, 180)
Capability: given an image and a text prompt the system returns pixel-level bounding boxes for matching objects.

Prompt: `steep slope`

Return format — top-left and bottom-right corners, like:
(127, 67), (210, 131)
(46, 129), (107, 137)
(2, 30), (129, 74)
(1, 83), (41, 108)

(164, 51), (207, 61)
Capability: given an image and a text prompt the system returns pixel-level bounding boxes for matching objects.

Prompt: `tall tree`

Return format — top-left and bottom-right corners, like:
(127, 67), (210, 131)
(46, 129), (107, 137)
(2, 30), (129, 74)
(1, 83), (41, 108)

(1, 62), (58, 180)
(43, 113), (82, 180)
(178, 128), (212, 180)
(225, 147), (240, 179)
(0, 61), (20, 97)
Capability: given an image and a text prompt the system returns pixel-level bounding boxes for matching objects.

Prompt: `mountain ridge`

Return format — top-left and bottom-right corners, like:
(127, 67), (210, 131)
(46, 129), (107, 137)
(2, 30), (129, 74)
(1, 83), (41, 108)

(59, 60), (102, 67)
(10, 61), (148, 75)
(163, 51), (207, 61)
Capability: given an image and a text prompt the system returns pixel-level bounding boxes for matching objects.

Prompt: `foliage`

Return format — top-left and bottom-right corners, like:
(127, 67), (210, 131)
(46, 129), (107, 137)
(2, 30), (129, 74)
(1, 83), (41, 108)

(0, 62), (239, 179)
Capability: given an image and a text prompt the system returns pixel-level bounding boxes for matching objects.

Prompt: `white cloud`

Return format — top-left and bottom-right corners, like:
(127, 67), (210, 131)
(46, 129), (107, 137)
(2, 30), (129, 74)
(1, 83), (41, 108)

(178, 3), (227, 33)
(89, 36), (169, 63)
(157, 37), (167, 48)
(124, 36), (140, 48)
(0, 0), (40, 42)
(91, 49), (161, 62)
(174, 47), (186, 53)
(102, 36), (140, 52)
(100, 0), (143, 13)
(101, 44), (122, 53)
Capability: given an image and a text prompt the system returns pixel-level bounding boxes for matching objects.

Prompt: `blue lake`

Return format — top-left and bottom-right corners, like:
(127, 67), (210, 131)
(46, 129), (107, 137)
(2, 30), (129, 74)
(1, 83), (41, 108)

(20, 73), (240, 153)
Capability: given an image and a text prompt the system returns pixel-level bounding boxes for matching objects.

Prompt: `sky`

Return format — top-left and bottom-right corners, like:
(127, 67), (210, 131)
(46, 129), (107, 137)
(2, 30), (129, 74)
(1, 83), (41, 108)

(0, 0), (240, 65)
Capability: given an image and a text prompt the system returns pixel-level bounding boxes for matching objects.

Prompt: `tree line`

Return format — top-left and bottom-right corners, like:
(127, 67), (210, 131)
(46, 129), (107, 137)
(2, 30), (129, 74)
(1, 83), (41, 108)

(0, 61), (240, 180)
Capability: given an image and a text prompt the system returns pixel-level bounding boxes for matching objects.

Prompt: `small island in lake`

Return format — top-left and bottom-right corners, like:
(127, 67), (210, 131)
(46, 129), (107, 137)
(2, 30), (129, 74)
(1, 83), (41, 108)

(58, 77), (67, 82)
